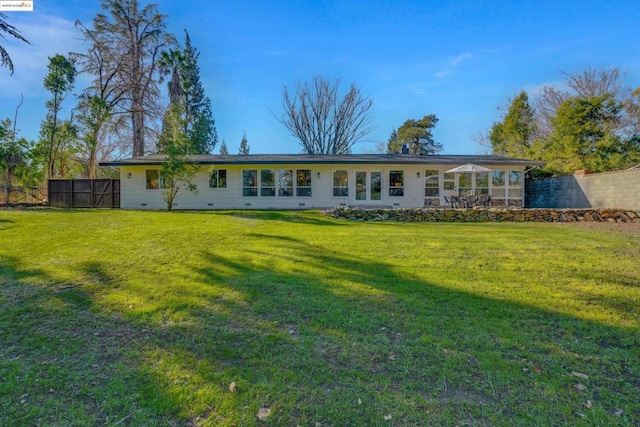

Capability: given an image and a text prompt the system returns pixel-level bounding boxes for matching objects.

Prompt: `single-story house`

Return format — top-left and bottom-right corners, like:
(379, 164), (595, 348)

(100, 154), (543, 210)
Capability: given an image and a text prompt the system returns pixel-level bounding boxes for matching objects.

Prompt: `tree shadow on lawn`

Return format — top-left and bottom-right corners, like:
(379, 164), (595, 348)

(2, 235), (639, 426)
(0, 256), (183, 426)
(215, 209), (348, 227)
(96, 234), (640, 425)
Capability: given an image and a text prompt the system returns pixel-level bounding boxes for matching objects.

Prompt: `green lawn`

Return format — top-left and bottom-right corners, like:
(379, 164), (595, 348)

(1, 209), (638, 426)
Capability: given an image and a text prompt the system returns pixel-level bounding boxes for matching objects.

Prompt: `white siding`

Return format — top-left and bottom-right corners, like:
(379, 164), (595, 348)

(119, 164), (528, 210)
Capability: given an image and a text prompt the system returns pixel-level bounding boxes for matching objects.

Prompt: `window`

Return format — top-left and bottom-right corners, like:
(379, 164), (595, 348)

(356, 172), (366, 200)
(209, 169), (227, 188)
(243, 169), (257, 196)
(333, 170), (349, 197)
(370, 172), (381, 200)
(278, 169), (293, 197)
(475, 172), (489, 195)
(389, 170), (404, 196)
(509, 170), (522, 186)
(459, 172), (472, 196)
(508, 170), (523, 198)
(146, 170), (165, 189)
(443, 172), (455, 191)
(261, 169), (275, 196)
(296, 169), (312, 197)
(424, 169), (439, 197)
(492, 170), (506, 197)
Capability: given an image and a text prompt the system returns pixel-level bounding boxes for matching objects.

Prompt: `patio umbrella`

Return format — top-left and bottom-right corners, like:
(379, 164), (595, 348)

(445, 163), (492, 173)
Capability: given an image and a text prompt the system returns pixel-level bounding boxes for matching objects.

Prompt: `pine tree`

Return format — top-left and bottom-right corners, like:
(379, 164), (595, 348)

(489, 91), (536, 158)
(386, 128), (399, 153)
(219, 139), (228, 155)
(388, 115), (441, 155)
(159, 30), (217, 154)
(238, 132), (250, 155)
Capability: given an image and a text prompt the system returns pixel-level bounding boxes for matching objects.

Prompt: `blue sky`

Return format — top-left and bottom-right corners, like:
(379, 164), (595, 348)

(1, 0), (639, 156)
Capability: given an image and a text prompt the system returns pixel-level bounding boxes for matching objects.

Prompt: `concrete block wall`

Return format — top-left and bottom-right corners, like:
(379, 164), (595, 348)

(526, 169), (640, 210)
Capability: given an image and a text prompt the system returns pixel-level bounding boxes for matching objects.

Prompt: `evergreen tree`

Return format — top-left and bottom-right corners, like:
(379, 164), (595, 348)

(488, 91), (536, 158)
(238, 132), (250, 155)
(540, 94), (639, 174)
(219, 139), (228, 155)
(386, 128), (399, 154)
(388, 115), (441, 155)
(159, 30), (217, 154)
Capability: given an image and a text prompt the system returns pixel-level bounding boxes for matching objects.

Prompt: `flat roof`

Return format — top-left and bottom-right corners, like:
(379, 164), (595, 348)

(101, 154), (545, 167)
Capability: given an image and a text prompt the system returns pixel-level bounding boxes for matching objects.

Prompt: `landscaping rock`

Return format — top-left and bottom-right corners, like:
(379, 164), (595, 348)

(326, 207), (640, 223)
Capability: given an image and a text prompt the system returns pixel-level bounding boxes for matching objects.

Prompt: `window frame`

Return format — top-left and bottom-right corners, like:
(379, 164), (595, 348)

(424, 169), (439, 198)
(389, 170), (404, 197)
(508, 170), (523, 199)
(296, 169), (312, 197)
(370, 171), (382, 201)
(278, 169), (294, 197)
(208, 169), (227, 189)
(242, 169), (258, 197)
(146, 169), (166, 190)
(260, 169), (276, 197)
(333, 170), (349, 197)
(475, 171), (489, 195)
(355, 171), (367, 200)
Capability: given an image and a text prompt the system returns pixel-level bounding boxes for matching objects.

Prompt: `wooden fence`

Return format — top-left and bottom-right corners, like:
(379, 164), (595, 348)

(48, 179), (120, 208)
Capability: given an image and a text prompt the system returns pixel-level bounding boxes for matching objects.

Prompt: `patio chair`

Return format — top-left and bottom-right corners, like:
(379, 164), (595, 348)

(475, 194), (487, 208)
(444, 196), (453, 208)
(476, 194), (491, 208)
(461, 195), (474, 208)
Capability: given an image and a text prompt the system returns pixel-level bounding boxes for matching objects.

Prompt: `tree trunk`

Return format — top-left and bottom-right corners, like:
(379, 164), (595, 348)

(88, 148), (97, 179)
(131, 44), (145, 157)
(48, 119), (58, 179)
(4, 166), (14, 205)
(132, 104), (145, 157)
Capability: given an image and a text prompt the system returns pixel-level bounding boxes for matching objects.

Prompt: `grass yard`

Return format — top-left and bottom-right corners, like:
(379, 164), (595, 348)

(0, 209), (639, 426)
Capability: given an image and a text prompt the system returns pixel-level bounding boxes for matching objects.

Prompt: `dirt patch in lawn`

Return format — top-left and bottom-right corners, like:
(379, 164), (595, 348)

(559, 221), (640, 236)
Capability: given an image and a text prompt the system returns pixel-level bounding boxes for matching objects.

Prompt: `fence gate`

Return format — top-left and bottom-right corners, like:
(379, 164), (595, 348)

(48, 179), (120, 208)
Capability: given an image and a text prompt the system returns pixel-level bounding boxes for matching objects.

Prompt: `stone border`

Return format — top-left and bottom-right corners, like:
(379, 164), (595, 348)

(327, 207), (640, 223)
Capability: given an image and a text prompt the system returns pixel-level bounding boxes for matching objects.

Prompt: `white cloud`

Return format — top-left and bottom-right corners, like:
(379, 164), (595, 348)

(450, 52), (472, 67)
(434, 52), (473, 78)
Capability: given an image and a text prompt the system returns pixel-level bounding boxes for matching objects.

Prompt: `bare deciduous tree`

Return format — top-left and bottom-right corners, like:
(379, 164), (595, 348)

(73, 19), (130, 178)
(88, 0), (174, 157)
(279, 76), (374, 154)
(533, 68), (631, 141)
(564, 68), (624, 99)
(533, 85), (570, 141)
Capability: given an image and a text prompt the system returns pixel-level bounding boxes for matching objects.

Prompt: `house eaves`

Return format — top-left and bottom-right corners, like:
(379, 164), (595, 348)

(100, 154), (545, 168)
